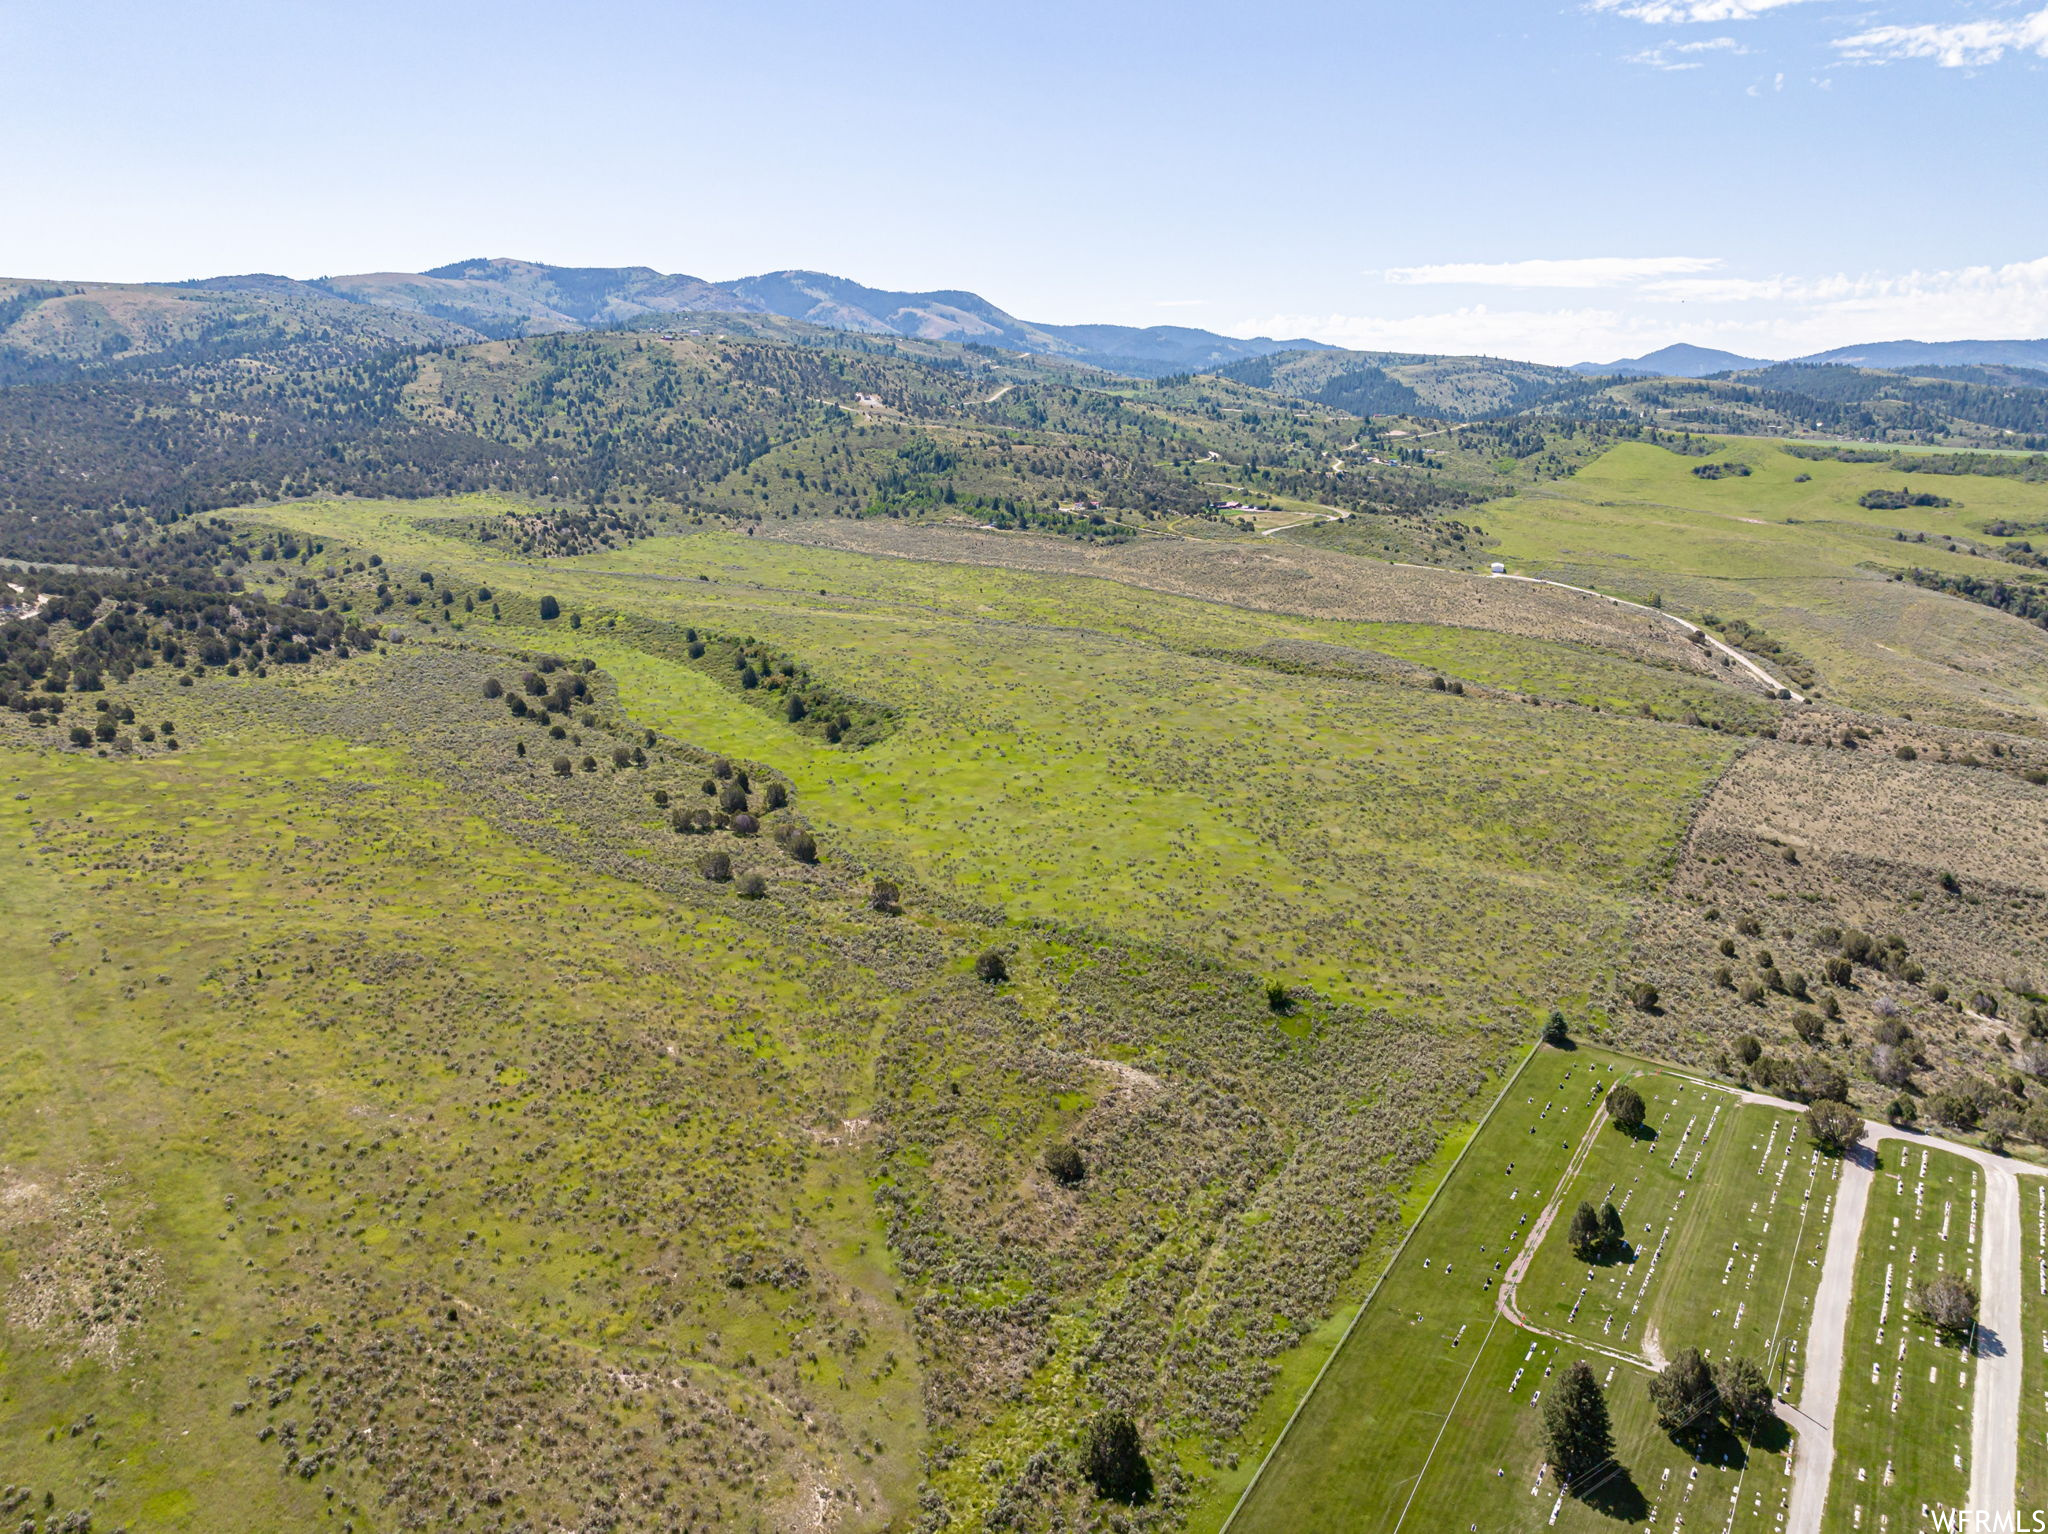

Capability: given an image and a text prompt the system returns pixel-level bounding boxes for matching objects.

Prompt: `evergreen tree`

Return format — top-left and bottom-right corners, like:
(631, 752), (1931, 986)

(1568, 1201), (1602, 1261)
(1806, 1098), (1864, 1155)
(1713, 1355), (1774, 1440)
(1647, 1348), (1721, 1440)
(1542, 1361), (1615, 1491)
(1079, 1411), (1149, 1503)
(1598, 1202), (1624, 1252)
(1605, 1083), (1646, 1133)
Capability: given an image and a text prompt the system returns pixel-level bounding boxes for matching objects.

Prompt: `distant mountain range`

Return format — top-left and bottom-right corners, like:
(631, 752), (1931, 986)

(7, 255), (2048, 393)
(0, 259), (1327, 383)
(1571, 343), (1767, 378)
(316, 260), (1328, 375)
(1578, 337), (2048, 378)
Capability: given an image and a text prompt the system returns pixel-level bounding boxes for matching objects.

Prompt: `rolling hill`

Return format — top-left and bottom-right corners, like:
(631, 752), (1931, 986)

(1570, 342), (1769, 377)
(1576, 338), (2048, 380)
(0, 273), (480, 385)
(1217, 346), (1604, 420)
(1800, 336), (2048, 372)
(5, 263), (2048, 1533)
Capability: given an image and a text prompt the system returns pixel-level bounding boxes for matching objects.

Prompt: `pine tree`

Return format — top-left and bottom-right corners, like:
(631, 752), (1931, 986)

(1542, 1361), (1615, 1490)
(1568, 1201), (1602, 1261)
(1079, 1411), (1149, 1503)
(1713, 1355), (1774, 1439)
(1647, 1348), (1720, 1440)
(1605, 1083), (1646, 1133)
(1598, 1203), (1624, 1252)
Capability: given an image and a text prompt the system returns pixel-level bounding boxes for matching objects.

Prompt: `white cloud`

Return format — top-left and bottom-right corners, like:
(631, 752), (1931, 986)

(1241, 255), (2048, 365)
(1151, 299), (1209, 308)
(1381, 256), (1721, 288)
(1628, 34), (1750, 67)
(1834, 5), (2048, 66)
(1590, 0), (1816, 23)
(1641, 274), (1795, 301)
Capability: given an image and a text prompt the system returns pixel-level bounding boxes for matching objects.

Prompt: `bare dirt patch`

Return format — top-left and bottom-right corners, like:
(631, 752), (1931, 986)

(3, 1173), (162, 1369)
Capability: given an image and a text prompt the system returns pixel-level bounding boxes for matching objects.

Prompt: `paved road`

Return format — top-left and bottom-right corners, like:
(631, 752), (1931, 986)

(1971, 1158), (2023, 1518)
(1785, 1138), (1875, 1534)
(1771, 1117), (2034, 1533)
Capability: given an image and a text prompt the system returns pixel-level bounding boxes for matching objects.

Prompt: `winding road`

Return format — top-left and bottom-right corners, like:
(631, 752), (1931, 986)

(1485, 570), (1807, 702)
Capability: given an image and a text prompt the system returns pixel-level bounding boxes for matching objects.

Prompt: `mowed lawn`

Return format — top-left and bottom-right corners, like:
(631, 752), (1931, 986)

(1231, 1047), (1815, 1534)
(2017, 1178), (2048, 1510)
(1514, 1075), (1836, 1401)
(1824, 1142), (1982, 1531)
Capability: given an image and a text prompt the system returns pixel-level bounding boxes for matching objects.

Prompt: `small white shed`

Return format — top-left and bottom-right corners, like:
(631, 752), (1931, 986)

(1490, 561), (1506, 575)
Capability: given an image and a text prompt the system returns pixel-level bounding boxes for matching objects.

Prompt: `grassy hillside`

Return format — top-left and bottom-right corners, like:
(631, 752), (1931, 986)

(0, 478), (1781, 1531)
(1475, 435), (2048, 729)
(3, 294), (2047, 1534)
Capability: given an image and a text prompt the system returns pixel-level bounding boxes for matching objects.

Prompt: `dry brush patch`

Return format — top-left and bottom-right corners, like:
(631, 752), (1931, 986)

(2, 1173), (162, 1372)
(1616, 736), (2048, 1131)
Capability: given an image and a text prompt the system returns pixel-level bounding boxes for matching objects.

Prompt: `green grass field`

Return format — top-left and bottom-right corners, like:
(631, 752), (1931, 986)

(2019, 1177), (2048, 1510)
(14, 466), (2025, 1532)
(1230, 1045), (1821, 1534)
(244, 498), (1741, 1024)
(1511, 1074), (1834, 1396)
(0, 702), (928, 1531)
(1476, 438), (2048, 728)
(1824, 1142), (1983, 1531)
(1, 494), (1767, 1532)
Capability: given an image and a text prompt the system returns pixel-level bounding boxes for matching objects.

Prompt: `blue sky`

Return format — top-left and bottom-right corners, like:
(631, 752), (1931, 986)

(3, 0), (2042, 362)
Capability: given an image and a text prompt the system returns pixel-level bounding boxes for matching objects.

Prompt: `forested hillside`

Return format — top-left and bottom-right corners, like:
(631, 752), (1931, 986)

(0, 274), (480, 385)
(0, 318), (1492, 537)
(1223, 345), (2048, 447)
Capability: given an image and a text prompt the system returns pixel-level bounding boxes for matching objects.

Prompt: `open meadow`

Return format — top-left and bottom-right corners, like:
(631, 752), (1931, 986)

(5, 426), (2045, 1531)
(0, 489), (1773, 1532)
(244, 497), (1747, 1022)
